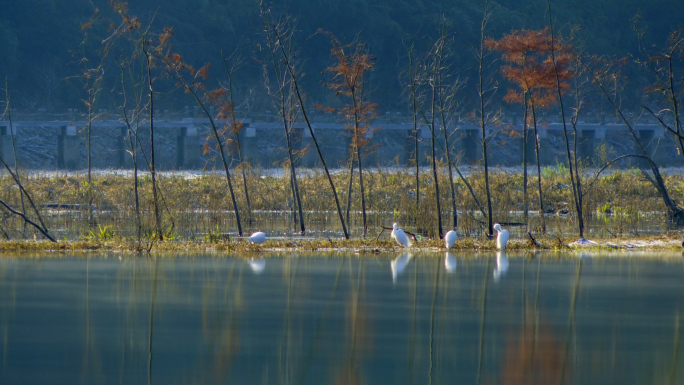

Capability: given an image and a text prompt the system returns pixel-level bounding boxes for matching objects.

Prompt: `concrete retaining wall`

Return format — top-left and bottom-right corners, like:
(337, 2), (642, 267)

(0, 118), (680, 170)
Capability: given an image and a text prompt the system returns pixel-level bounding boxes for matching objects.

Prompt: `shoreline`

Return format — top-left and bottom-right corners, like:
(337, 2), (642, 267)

(0, 235), (682, 257)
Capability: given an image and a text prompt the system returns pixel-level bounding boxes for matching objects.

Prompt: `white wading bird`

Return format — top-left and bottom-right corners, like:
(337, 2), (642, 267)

(391, 223), (410, 248)
(493, 223), (509, 250)
(247, 231), (266, 244)
(444, 230), (457, 249)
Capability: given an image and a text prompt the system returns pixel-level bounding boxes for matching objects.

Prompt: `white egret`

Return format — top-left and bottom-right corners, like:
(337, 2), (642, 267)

(248, 258), (266, 274)
(391, 223), (410, 248)
(391, 253), (412, 284)
(493, 251), (509, 282)
(493, 223), (509, 250)
(444, 230), (457, 249)
(444, 252), (457, 273)
(248, 231), (266, 244)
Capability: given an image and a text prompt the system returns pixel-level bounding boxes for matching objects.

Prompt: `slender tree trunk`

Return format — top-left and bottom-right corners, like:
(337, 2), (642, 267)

(592, 73), (684, 223)
(571, 118), (585, 237)
(87, 89), (94, 225)
(133, 134), (141, 244)
(222, 55), (253, 223)
(530, 102), (546, 232)
(144, 45), (163, 241)
(478, 2), (494, 237)
(162, 56), (243, 237)
(272, 29), (349, 239)
(351, 94), (368, 237)
(522, 93), (529, 231)
(406, 45), (421, 209)
(438, 87), (457, 230)
(281, 97), (305, 234)
(547, 0), (584, 238)
(357, 145), (367, 237)
(346, 156), (355, 227)
(429, 84), (443, 239)
(4, 81), (26, 236)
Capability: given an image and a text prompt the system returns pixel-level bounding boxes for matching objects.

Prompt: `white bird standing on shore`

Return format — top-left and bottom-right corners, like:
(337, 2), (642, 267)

(444, 230), (457, 249)
(248, 231), (266, 244)
(391, 223), (410, 248)
(493, 223), (509, 250)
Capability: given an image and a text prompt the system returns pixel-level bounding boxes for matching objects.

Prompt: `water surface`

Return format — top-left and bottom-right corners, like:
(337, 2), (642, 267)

(1, 252), (683, 384)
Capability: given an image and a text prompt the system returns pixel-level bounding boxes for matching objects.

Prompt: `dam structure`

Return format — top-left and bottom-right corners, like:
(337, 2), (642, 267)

(0, 109), (679, 171)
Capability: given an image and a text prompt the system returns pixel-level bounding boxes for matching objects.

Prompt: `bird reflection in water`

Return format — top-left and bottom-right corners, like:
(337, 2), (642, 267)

(390, 253), (412, 284)
(248, 258), (266, 274)
(444, 252), (457, 273)
(493, 251), (509, 282)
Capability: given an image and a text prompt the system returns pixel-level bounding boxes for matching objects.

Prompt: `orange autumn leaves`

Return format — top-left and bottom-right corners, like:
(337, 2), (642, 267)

(486, 28), (574, 109)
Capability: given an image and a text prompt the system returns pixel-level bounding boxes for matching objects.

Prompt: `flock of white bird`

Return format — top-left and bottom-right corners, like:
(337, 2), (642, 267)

(248, 222), (510, 250)
(391, 222), (509, 250)
(246, 224), (510, 280)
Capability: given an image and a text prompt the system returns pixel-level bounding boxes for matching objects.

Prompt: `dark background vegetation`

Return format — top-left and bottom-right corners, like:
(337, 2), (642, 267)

(0, 0), (680, 115)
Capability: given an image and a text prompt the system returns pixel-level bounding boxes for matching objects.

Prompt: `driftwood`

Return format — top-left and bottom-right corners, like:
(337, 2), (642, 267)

(377, 225), (419, 242)
(527, 232), (545, 248)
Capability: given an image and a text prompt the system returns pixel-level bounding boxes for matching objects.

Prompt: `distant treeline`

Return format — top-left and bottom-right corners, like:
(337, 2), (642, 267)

(0, 0), (679, 113)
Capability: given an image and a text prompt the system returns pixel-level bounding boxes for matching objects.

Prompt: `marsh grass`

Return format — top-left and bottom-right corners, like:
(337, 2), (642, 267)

(0, 166), (681, 251)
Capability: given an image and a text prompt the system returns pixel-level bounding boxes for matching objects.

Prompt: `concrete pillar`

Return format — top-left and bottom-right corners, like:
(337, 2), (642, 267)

(177, 126), (201, 169)
(117, 127), (127, 168)
(0, 126), (15, 166)
(58, 125), (80, 170)
(635, 129), (654, 168)
(535, 128), (550, 165)
(404, 129), (418, 166)
(241, 125), (258, 167)
(578, 129), (596, 165)
(419, 127), (431, 166)
(460, 129), (479, 164)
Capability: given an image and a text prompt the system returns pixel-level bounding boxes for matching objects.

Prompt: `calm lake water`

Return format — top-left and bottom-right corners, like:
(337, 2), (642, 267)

(1, 252), (683, 385)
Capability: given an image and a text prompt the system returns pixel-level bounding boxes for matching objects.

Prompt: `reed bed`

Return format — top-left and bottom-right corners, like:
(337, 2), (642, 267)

(0, 165), (681, 252)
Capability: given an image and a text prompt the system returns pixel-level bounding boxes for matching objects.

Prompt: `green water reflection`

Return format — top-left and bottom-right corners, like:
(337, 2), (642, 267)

(0, 252), (683, 384)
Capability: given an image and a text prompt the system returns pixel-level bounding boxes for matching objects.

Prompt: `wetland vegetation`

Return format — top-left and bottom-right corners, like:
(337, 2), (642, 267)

(0, 167), (682, 254)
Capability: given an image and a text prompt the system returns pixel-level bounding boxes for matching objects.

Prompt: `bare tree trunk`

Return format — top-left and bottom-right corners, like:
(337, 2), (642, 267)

(356, 144), (367, 237)
(478, 0), (494, 237)
(522, 93), (529, 231)
(530, 102), (546, 232)
(591, 63), (684, 224)
(142, 42), (163, 241)
(118, 65), (142, 246)
(547, 0), (584, 238)
(0, 156), (54, 241)
(283, 79), (305, 234)
(86, 89), (94, 225)
(260, 7), (349, 238)
(346, 156), (355, 227)
(351, 95), (368, 237)
(221, 53), (252, 224)
(405, 43), (421, 209)
(3, 80), (27, 237)
(429, 81), (443, 239)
